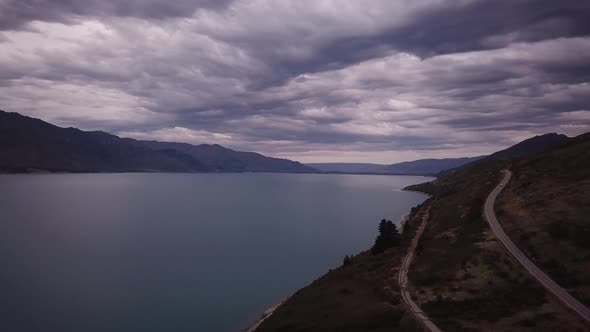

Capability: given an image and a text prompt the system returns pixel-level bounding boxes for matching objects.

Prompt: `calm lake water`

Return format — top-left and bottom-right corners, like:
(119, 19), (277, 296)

(0, 173), (429, 332)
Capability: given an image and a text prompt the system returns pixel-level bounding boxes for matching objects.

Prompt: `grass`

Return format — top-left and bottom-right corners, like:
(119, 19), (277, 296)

(406, 156), (588, 330)
(495, 135), (590, 307)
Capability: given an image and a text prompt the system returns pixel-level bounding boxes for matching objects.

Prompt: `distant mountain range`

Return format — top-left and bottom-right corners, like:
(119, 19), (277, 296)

(0, 110), (575, 176)
(305, 163), (388, 174)
(309, 133), (571, 176)
(308, 156), (484, 176)
(0, 110), (316, 173)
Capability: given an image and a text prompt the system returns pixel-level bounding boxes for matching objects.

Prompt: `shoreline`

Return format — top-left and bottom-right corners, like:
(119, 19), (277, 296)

(243, 296), (290, 332)
(247, 183), (433, 332)
(0, 168), (439, 177)
(246, 187), (433, 331)
(402, 187), (433, 198)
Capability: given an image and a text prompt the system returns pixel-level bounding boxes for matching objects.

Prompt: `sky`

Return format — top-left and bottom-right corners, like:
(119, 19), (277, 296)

(0, 0), (589, 163)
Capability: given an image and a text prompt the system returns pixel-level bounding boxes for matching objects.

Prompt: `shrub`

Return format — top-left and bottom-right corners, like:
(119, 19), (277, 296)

(343, 255), (352, 266)
(546, 221), (569, 239)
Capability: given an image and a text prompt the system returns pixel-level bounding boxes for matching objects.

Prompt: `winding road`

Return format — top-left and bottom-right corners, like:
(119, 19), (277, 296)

(398, 207), (442, 332)
(485, 170), (590, 324)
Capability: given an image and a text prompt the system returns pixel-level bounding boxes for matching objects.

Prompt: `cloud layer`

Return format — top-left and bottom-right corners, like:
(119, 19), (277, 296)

(1, 0), (589, 162)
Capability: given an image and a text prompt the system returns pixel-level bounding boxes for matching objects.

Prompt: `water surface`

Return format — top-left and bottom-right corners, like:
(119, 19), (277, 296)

(0, 173), (429, 331)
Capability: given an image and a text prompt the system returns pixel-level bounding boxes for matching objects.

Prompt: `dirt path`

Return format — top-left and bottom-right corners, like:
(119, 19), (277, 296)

(398, 207), (442, 332)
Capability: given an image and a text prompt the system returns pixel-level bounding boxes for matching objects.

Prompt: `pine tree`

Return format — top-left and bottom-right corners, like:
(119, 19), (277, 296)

(371, 219), (400, 254)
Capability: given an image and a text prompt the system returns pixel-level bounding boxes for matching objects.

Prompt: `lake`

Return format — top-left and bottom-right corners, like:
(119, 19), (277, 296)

(0, 173), (430, 332)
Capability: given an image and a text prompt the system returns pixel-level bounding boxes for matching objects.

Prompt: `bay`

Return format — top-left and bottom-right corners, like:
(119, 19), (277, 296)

(0, 173), (430, 332)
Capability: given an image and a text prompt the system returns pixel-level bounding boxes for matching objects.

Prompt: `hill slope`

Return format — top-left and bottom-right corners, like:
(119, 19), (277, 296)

(0, 110), (315, 173)
(403, 132), (588, 330)
(308, 156), (483, 176)
(382, 156), (484, 175)
(495, 132), (590, 306)
(485, 133), (569, 161)
(305, 163), (387, 173)
(139, 140), (315, 173)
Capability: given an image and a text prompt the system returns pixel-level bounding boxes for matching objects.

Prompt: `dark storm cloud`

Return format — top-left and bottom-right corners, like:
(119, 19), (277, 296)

(1, 0), (589, 162)
(0, 0), (234, 30)
(385, 0), (590, 56)
(205, 0), (590, 89)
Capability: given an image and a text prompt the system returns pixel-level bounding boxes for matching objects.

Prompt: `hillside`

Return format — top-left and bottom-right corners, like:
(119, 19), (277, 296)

(381, 156), (484, 175)
(401, 132), (589, 330)
(308, 156), (483, 176)
(0, 111), (315, 173)
(256, 132), (589, 331)
(495, 133), (590, 306)
(484, 133), (569, 161)
(138, 141), (314, 173)
(305, 163), (387, 174)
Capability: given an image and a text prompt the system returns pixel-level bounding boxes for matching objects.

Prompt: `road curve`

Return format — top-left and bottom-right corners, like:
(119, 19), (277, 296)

(485, 170), (590, 324)
(398, 207), (443, 332)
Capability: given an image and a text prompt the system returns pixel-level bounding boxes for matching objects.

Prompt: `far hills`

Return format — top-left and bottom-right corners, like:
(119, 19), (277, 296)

(308, 157), (484, 176)
(0, 110), (315, 173)
(308, 133), (570, 176)
(0, 110), (574, 176)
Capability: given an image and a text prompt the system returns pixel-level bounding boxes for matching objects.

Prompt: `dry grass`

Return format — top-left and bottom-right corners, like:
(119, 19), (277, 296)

(407, 156), (588, 331)
(496, 136), (590, 307)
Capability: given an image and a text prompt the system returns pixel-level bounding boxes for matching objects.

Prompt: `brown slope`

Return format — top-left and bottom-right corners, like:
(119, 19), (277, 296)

(404, 133), (589, 330)
(495, 133), (590, 306)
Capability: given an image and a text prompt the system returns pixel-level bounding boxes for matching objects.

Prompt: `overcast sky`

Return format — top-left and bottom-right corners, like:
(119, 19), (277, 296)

(1, 0), (589, 163)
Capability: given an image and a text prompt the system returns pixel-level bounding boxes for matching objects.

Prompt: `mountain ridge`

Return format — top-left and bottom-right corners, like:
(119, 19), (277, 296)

(310, 133), (571, 177)
(0, 110), (316, 173)
(309, 156), (486, 176)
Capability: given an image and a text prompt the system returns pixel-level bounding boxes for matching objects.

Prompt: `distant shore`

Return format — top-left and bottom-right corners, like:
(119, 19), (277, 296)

(0, 168), (439, 177)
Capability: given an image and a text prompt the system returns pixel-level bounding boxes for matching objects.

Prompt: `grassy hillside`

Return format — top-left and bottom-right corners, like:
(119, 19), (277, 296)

(496, 133), (590, 306)
(406, 164), (586, 330)
(404, 133), (589, 330)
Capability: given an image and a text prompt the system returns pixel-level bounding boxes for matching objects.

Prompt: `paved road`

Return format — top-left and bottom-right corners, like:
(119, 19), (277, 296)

(398, 207), (443, 332)
(485, 170), (590, 324)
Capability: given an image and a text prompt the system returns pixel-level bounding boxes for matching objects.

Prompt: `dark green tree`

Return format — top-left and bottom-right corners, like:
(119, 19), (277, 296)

(371, 218), (400, 254)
